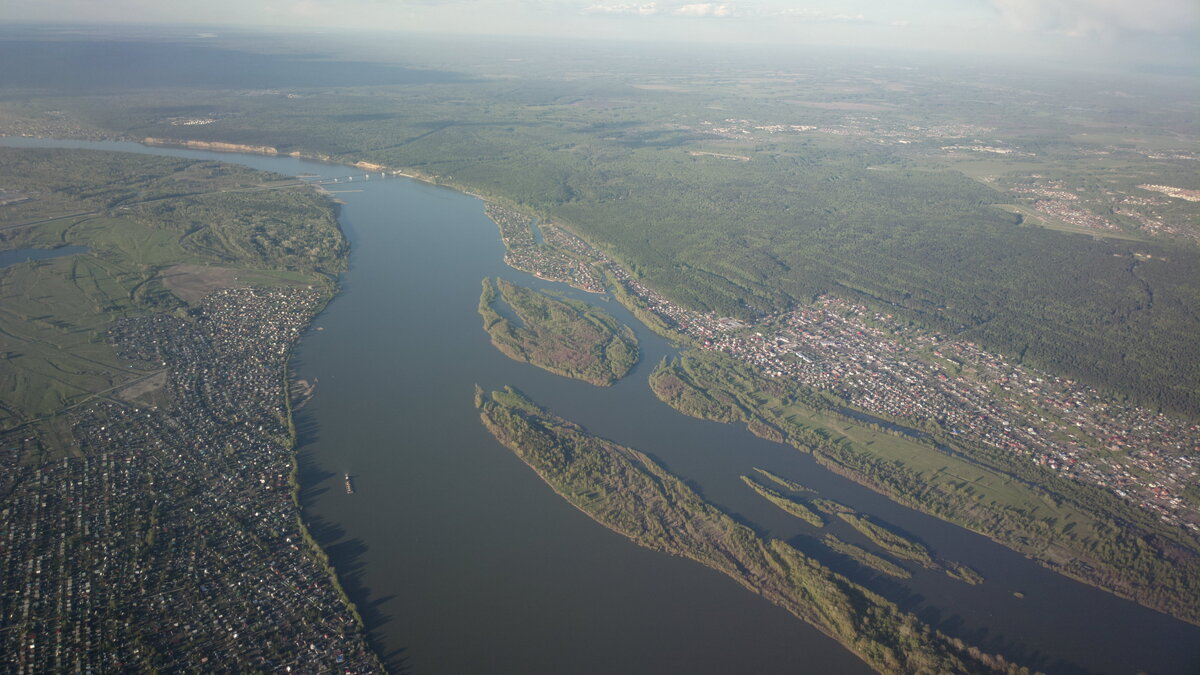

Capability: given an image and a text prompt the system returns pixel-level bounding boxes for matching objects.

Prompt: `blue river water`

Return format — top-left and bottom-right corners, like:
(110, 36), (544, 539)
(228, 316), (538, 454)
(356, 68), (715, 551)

(3, 136), (1198, 674)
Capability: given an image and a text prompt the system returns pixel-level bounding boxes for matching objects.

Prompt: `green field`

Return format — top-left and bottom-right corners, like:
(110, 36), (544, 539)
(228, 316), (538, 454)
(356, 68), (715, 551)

(0, 147), (345, 457)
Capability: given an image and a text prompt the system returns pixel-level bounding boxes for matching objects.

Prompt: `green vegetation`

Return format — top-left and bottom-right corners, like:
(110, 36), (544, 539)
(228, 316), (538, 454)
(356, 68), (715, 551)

(650, 350), (1200, 624)
(822, 535), (912, 580)
(811, 498), (857, 516)
(22, 44), (1197, 416)
(753, 467), (813, 494)
(0, 147), (345, 453)
(740, 474), (824, 527)
(478, 277), (637, 386)
(478, 386), (1029, 675)
(945, 562), (985, 586)
(837, 513), (936, 568)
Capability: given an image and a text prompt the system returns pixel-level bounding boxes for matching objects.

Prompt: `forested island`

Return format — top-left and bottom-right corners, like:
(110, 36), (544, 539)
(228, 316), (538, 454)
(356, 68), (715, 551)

(477, 386), (1028, 675)
(479, 277), (638, 386)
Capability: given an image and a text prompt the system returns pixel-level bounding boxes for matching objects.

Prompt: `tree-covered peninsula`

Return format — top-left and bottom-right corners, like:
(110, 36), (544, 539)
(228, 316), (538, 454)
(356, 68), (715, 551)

(478, 277), (637, 386)
(477, 386), (1031, 675)
(649, 351), (1200, 625)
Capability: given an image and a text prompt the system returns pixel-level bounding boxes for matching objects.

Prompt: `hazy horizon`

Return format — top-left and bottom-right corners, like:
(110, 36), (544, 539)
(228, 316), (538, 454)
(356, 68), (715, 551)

(2, 0), (1197, 72)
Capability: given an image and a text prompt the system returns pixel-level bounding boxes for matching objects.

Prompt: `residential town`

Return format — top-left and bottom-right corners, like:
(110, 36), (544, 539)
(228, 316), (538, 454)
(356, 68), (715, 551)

(509, 217), (1199, 536)
(485, 203), (605, 293)
(0, 288), (378, 672)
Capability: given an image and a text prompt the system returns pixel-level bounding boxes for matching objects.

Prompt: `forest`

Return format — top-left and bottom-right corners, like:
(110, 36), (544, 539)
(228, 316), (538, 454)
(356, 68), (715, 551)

(478, 277), (638, 385)
(11, 42), (1194, 416)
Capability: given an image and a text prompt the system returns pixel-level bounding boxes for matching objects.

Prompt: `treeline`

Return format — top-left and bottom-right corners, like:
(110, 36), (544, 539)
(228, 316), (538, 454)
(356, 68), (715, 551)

(0, 147), (287, 222)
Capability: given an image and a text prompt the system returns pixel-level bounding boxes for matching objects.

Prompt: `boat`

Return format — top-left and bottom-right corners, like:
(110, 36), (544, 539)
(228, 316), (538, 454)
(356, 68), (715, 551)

(344, 473), (355, 494)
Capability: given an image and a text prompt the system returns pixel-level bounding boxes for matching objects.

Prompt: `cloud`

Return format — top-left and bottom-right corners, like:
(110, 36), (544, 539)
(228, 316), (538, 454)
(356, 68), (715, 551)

(582, 1), (658, 14)
(770, 7), (866, 22)
(673, 3), (734, 17)
(989, 0), (1199, 38)
(577, 2), (870, 21)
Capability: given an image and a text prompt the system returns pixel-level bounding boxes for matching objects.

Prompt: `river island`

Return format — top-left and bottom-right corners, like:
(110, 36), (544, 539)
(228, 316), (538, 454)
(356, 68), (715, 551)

(479, 277), (638, 386)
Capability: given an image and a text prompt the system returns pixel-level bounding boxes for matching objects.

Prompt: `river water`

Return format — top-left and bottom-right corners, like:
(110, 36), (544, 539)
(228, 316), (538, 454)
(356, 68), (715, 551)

(4, 137), (1198, 675)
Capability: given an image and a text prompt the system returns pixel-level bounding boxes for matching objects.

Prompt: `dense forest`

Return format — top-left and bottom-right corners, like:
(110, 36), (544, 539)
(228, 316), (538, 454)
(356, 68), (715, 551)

(21, 50), (1196, 417)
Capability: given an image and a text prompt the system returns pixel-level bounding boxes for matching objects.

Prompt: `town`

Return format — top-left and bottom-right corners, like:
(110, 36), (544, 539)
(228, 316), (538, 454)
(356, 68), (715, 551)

(0, 288), (379, 672)
(500, 209), (1199, 536)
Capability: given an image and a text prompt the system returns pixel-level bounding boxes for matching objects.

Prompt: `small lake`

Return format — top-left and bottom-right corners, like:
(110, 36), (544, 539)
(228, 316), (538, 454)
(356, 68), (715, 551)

(0, 245), (88, 268)
(4, 136), (1198, 675)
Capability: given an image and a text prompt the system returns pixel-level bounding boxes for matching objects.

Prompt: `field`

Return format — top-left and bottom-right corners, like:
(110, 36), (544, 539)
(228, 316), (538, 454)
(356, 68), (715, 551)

(0, 147), (345, 456)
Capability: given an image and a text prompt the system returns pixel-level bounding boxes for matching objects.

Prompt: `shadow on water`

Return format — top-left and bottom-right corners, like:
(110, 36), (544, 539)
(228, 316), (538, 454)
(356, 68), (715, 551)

(782, 530), (1103, 675)
(295, 410), (410, 672)
(305, 513), (410, 674)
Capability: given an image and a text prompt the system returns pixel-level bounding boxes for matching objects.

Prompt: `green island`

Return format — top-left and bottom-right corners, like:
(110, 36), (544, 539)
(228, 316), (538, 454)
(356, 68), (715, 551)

(945, 562), (986, 586)
(753, 467), (814, 494)
(741, 474), (825, 527)
(477, 385), (1030, 675)
(478, 277), (638, 386)
(757, 476), (983, 585)
(837, 512), (937, 568)
(0, 147), (378, 670)
(822, 534), (912, 580)
(650, 350), (1200, 623)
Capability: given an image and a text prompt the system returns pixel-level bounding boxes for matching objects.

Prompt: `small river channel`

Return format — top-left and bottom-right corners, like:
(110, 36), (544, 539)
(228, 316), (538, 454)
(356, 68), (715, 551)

(0, 245), (87, 268)
(4, 136), (1198, 675)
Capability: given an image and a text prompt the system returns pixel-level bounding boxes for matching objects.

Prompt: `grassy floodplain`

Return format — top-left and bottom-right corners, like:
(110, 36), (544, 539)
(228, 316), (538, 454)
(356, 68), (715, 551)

(649, 350), (1200, 624)
(477, 386), (1030, 675)
(0, 147), (346, 456)
(478, 277), (637, 386)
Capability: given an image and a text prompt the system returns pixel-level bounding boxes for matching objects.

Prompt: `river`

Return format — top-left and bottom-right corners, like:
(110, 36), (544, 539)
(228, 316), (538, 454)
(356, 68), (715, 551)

(4, 136), (1198, 675)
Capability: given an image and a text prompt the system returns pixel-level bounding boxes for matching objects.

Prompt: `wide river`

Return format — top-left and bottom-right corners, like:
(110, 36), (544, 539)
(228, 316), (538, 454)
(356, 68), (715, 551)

(5, 137), (1199, 674)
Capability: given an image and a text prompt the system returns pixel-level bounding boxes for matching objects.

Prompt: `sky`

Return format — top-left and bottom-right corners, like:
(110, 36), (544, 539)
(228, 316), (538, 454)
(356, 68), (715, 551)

(4, 0), (1198, 68)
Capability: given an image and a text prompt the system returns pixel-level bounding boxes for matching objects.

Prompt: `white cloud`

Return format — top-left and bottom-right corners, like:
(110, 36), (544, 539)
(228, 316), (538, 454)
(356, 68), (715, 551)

(770, 7), (866, 22)
(583, 1), (658, 14)
(673, 3), (735, 17)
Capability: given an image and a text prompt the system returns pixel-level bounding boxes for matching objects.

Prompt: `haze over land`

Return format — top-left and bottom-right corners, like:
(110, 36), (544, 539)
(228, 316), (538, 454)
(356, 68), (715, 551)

(3, 0), (1199, 70)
